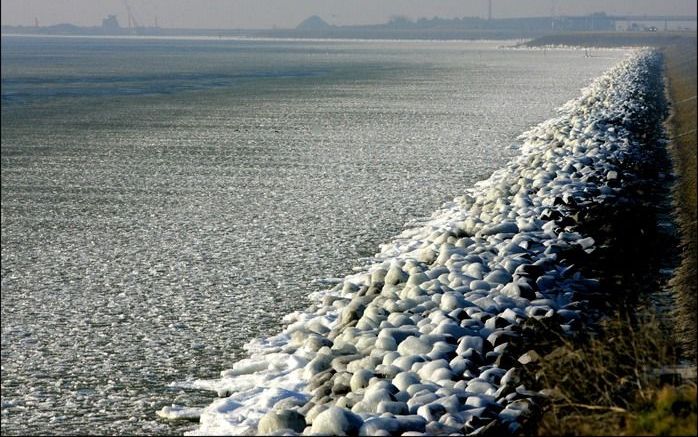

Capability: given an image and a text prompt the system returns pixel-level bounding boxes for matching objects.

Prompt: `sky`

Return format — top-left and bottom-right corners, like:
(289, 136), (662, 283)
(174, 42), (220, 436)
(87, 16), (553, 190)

(2, 0), (696, 29)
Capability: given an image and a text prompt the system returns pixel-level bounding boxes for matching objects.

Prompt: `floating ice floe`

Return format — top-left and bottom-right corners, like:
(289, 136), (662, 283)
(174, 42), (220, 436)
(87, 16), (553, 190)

(157, 405), (203, 421)
(163, 48), (665, 436)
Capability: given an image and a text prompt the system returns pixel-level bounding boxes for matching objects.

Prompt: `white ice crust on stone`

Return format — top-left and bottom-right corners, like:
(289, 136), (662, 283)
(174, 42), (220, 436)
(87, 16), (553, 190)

(172, 49), (662, 436)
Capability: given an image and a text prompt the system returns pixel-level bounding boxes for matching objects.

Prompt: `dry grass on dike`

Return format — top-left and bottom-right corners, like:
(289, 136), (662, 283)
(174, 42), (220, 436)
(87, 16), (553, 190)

(663, 38), (697, 362)
(532, 314), (696, 436)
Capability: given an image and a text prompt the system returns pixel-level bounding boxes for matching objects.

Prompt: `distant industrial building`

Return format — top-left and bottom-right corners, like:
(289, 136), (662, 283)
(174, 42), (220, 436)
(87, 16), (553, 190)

(102, 15), (120, 32)
(615, 17), (697, 32)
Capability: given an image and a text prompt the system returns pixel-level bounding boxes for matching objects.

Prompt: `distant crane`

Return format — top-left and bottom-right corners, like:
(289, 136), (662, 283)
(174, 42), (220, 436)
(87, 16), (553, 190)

(122, 0), (140, 32)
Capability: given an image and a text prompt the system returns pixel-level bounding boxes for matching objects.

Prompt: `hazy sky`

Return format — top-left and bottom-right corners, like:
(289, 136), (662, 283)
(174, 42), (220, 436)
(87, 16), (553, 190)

(2, 0), (696, 29)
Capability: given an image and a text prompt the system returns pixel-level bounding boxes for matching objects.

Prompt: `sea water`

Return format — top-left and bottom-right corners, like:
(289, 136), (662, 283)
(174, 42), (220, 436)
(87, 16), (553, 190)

(1, 35), (624, 435)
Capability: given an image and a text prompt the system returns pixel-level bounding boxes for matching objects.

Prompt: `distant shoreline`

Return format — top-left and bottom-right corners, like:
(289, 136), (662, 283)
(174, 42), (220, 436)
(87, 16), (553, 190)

(1, 32), (529, 45)
(0, 24), (551, 42)
(522, 30), (696, 48)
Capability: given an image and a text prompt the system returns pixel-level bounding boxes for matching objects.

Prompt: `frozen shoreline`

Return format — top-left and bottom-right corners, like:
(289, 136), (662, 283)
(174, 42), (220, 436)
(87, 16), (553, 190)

(161, 49), (665, 435)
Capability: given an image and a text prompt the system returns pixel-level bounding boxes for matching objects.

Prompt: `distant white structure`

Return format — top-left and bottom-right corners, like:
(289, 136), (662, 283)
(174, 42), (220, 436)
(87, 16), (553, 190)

(615, 18), (697, 31)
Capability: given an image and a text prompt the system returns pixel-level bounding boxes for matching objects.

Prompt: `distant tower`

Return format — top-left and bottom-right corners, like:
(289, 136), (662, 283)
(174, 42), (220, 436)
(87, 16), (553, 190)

(154, 15), (159, 28)
(488, 0), (492, 20)
(34, 17), (39, 27)
(551, 0), (556, 30)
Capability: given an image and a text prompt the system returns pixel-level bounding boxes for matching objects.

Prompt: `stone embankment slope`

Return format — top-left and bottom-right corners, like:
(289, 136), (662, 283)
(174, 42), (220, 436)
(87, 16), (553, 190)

(525, 32), (696, 361)
(164, 50), (668, 435)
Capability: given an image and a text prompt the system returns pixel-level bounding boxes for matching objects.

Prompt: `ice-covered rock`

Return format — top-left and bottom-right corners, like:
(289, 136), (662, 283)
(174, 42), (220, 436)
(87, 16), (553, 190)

(309, 406), (363, 436)
(397, 336), (432, 356)
(258, 409), (306, 434)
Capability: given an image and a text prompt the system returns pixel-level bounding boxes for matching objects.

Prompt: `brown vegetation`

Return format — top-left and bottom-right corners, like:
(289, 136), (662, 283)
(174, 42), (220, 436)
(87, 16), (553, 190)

(530, 314), (697, 436)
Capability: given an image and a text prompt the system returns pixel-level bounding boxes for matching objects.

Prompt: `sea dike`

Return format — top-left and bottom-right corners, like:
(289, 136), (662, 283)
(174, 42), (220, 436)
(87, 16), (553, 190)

(161, 49), (666, 435)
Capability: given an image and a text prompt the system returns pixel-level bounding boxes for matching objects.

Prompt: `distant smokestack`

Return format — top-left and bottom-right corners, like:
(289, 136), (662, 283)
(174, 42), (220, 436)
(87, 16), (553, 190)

(488, 0), (492, 20)
(550, 0), (556, 30)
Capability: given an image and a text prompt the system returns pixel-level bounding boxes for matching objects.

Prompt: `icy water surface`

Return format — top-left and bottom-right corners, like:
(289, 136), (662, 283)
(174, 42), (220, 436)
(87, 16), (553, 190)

(1, 36), (624, 435)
